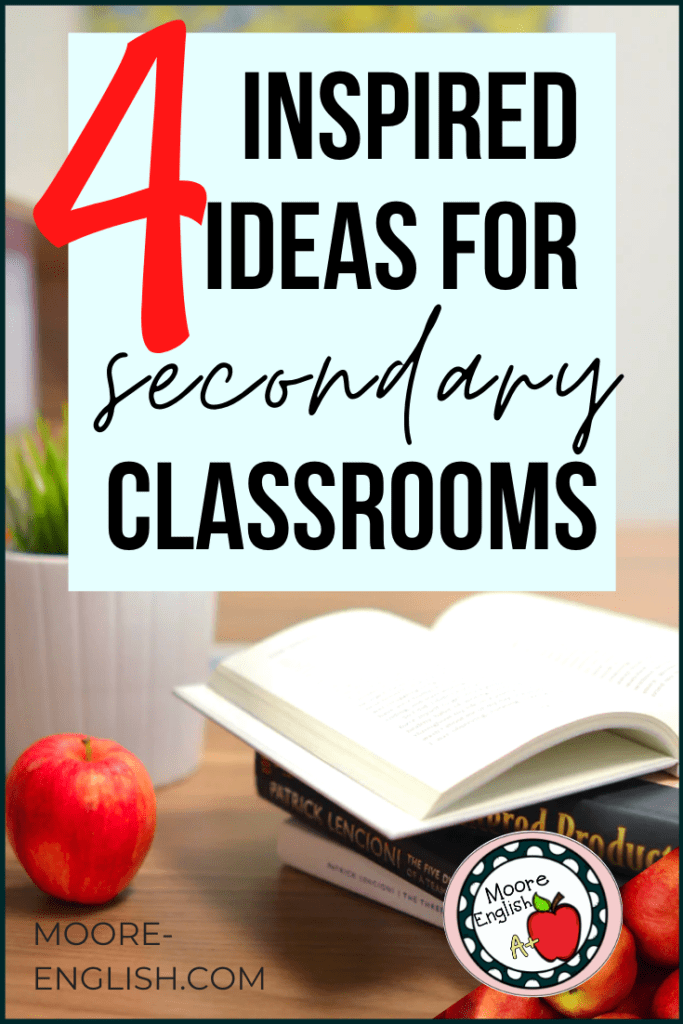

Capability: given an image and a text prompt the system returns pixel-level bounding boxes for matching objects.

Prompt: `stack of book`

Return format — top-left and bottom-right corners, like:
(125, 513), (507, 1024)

(257, 755), (678, 927)
(177, 593), (679, 926)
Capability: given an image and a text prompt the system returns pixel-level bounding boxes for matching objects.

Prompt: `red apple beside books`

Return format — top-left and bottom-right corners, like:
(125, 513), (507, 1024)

(544, 924), (638, 1018)
(620, 847), (679, 967)
(651, 969), (679, 1020)
(592, 1014), (640, 1019)
(609, 961), (672, 1017)
(6, 734), (156, 904)
(434, 986), (562, 1018)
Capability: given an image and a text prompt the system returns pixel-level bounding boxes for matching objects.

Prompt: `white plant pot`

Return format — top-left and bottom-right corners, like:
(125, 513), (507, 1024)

(5, 552), (216, 786)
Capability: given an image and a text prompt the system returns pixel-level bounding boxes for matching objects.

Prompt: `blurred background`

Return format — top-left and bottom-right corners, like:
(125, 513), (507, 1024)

(6, 5), (678, 637)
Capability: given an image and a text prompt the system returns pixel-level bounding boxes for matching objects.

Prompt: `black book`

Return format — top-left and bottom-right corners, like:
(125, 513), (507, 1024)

(257, 754), (678, 897)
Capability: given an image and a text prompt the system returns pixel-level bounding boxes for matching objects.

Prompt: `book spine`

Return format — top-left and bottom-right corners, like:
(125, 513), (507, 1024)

(256, 754), (475, 898)
(277, 818), (443, 929)
(451, 790), (678, 878)
(257, 754), (677, 881)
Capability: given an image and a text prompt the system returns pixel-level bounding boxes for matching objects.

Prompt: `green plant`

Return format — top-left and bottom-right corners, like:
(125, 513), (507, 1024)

(6, 408), (68, 555)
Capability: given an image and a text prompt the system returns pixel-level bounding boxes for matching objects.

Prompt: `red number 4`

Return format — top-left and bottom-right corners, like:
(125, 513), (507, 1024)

(34, 20), (206, 354)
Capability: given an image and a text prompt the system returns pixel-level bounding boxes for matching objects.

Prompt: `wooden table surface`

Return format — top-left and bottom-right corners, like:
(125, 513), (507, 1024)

(6, 527), (678, 1019)
(215, 527), (679, 640)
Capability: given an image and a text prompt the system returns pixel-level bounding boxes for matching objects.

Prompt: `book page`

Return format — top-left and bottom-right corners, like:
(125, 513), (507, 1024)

(176, 682), (678, 839)
(434, 594), (678, 728)
(215, 607), (676, 801)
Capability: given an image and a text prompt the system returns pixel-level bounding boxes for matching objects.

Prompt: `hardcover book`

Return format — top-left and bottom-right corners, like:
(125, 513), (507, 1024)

(275, 817), (632, 933)
(177, 593), (678, 838)
(257, 755), (678, 895)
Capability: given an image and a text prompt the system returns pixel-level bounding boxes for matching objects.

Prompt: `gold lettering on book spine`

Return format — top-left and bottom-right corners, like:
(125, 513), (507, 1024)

(462, 806), (668, 870)
(267, 777), (670, 875)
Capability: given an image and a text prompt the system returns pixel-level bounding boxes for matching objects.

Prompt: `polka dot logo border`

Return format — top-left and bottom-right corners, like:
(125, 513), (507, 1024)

(458, 838), (606, 989)
(443, 831), (623, 998)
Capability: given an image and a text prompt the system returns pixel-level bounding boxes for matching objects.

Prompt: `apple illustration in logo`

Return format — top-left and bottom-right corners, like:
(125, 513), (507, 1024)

(527, 891), (581, 961)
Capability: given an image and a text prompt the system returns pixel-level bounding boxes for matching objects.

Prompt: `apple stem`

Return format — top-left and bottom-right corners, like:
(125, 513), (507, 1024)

(550, 892), (564, 913)
(82, 736), (93, 762)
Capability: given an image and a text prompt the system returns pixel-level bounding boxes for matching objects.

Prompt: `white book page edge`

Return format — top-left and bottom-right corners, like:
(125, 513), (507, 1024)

(175, 683), (676, 840)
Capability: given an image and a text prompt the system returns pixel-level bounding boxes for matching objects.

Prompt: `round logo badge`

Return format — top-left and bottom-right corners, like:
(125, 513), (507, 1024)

(443, 831), (623, 997)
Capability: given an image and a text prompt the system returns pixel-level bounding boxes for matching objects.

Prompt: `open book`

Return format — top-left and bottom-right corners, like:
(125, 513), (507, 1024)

(176, 594), (678, 839)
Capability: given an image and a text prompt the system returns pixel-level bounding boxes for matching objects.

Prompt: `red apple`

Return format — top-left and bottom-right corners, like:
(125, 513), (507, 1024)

(620, 847), (679, 967)
(652, 969), (679, 1020)
(434, 985), (562, 1018)
(610, 961), (671, 1017)
(6, 733), (156, 904)
(528, 890), (581, 961)
(593, 1014), (640, 1019)
(544, 923), (638, 1019)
